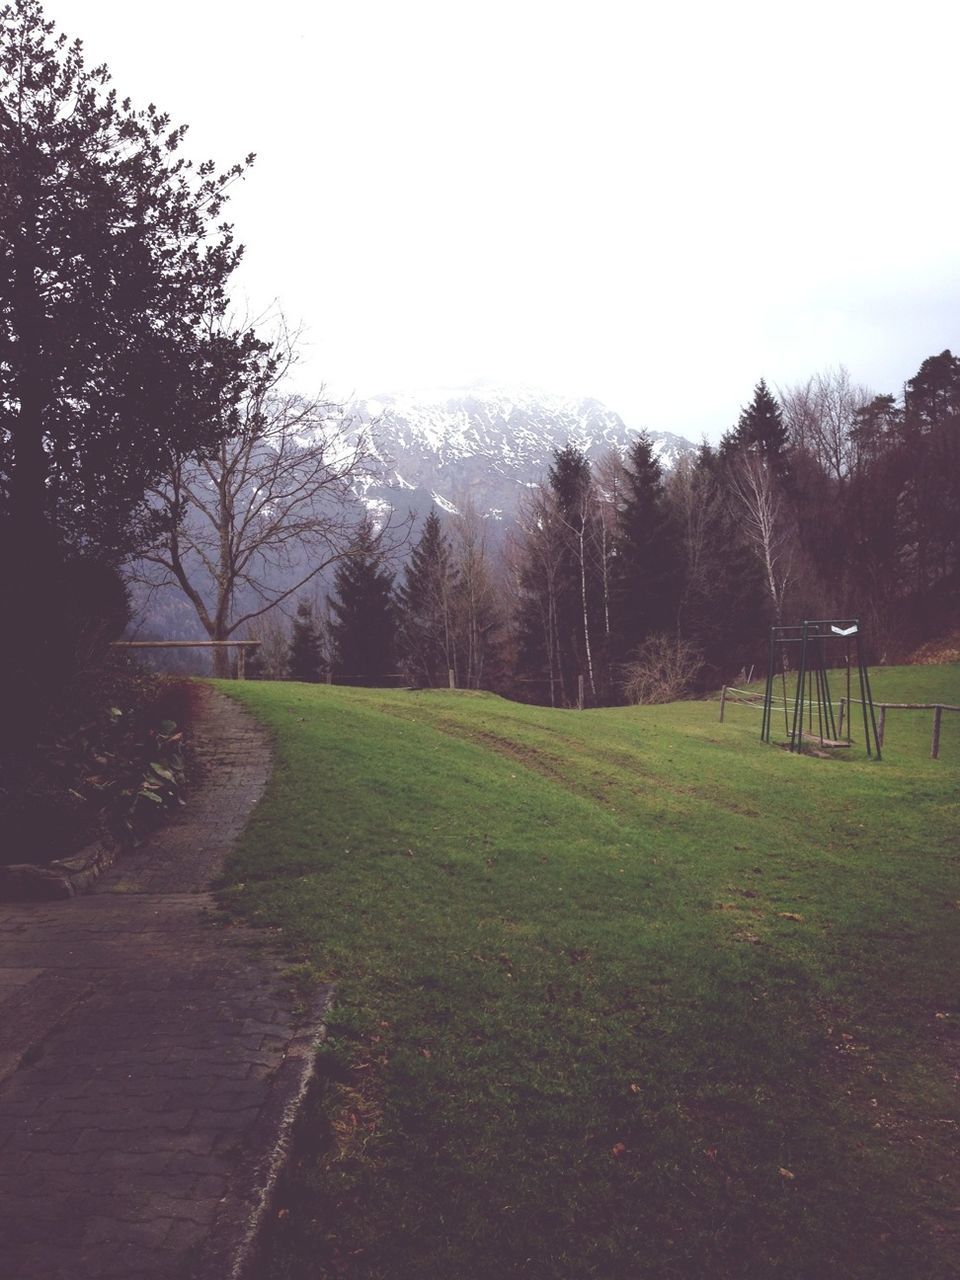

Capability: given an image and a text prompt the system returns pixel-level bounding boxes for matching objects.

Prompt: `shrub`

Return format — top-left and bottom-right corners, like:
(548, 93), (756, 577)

(621, 633), (704, 705)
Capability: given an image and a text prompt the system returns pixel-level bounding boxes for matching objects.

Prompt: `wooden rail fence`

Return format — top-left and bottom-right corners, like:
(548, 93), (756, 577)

(719, 686), (959, 760)
(112, 640), (261, 679)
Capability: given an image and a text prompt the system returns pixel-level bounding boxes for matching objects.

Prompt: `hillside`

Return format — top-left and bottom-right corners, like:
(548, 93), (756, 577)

(220, 664), (960, 1280)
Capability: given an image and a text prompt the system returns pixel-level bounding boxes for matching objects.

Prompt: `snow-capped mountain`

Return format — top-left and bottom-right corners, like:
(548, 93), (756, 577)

(343, 384), (694, 527)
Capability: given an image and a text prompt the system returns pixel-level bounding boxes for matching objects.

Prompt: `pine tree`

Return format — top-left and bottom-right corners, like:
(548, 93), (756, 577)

(900, 350), (960, 622)
(614, 434), (681, 660)
(397, 510), (459, 686)
(287, 598), (323, 683)
(727, 380), (789, 471)
(329, 519), (397, 685)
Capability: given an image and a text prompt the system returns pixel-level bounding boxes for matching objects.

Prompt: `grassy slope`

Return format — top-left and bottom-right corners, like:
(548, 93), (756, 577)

(218, 666), (959, 1280)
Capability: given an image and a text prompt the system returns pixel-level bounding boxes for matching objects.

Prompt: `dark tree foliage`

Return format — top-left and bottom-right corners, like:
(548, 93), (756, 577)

(329, 519), (397, 685)
(897, 350), (960, 624)
(724, 379), (789, 472)
(0, 0), (262, 554)
(0, 0), (263, 747)
(287, 598), (323, 683)
(548, 444), (592, 516)
(676, 445), (767, 686)
(397, 509), (459, 686)
(613, 433), (681, 661)
(777, 350), (959, 655)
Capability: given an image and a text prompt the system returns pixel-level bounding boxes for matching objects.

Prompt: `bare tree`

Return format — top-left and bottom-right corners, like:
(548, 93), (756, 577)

(513, 485), (567, 706)
(551, 479), (600, 703)
(729, 453), (794, 625)
(780, 366), (871, 482)
(592, 446), (627, 644)
(240, 608), (292, 681)
(137, 328), (386, 675)
(669, 452), (715, 633)
(451, 502), (501, 690)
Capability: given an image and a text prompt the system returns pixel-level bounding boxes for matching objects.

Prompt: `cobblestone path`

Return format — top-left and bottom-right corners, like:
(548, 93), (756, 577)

(0, 688), (330, 1280)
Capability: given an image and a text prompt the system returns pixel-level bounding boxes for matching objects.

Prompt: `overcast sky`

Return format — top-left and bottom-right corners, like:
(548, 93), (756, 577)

(52, 0), (960, 440)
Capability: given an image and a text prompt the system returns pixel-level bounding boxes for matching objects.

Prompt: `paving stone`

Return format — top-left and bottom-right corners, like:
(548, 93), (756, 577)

(0, 687), (333, 1279)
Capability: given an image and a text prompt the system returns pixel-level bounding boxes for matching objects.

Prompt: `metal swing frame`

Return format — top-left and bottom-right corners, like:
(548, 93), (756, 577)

(760, 619), (882, 758)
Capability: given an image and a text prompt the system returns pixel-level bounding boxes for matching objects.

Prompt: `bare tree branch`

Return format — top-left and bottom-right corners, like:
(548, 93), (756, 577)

(134, 325), (395, 675)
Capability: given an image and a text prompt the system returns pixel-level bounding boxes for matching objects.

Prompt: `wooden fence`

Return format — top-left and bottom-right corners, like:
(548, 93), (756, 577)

(112, 640), (261, 679)
(720, 686), (959, 760)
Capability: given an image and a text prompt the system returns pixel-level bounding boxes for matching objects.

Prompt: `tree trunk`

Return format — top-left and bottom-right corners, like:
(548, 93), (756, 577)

(578, 518), (597, 702)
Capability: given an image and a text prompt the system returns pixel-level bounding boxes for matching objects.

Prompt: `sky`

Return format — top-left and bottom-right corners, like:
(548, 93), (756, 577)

(51, 0), (960, 441)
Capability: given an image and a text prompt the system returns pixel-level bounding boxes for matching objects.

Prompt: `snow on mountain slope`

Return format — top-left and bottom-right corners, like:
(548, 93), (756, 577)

(343, 384), (694, 523)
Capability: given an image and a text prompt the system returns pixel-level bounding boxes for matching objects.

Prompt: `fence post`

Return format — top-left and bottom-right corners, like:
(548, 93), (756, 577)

(236, 646), (246, 680)
(578, 674), (584, 710)
(326, 668), (333, 685)
(449, 667), (456, 690)
(877, 704), (885, 748)
(719, 686), (727, 722)
(931, 705), (943, 760)
(837, 697), (845, 738)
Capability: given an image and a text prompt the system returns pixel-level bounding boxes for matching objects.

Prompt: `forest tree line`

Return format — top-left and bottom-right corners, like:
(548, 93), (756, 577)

(250, 348), (960, 706)
(2, 1), (957, 736)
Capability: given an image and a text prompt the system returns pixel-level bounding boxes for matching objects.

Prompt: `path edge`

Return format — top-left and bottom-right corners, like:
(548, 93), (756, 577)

(192, 982), (336, 1280)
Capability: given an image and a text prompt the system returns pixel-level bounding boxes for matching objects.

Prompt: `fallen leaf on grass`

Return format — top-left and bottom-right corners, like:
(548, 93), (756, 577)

(419, 1047), (432, 1059)
(779, 1167), (795, 1180)
(611, 1142), (627, 1158)
(778, 912), (804, 922)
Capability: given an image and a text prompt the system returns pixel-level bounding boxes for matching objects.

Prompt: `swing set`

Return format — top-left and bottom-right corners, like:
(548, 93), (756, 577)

(760, 619), (882, 758)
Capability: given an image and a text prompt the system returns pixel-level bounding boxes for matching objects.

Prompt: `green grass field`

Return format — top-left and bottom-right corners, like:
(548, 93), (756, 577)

(218, 666), (960, 1280)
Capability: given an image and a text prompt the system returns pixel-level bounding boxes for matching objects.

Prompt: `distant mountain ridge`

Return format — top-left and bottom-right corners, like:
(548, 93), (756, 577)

(131, 385), (695, 652)
(342, 384), (695, 525)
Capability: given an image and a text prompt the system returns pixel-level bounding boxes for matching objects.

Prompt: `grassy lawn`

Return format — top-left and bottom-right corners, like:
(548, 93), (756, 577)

(217, 666), (960, 1279)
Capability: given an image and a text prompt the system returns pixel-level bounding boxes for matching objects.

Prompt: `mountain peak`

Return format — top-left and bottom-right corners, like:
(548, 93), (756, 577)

(345, 385), (694, 527)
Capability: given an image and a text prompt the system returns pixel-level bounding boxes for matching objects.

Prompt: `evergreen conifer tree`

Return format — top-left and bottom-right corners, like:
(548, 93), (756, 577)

(329, 519), (397, 684)
(614, 434), (681, 659)
(727, 380), (790, 470)
(397, 510), (459, 686)
(287, 598), (323, 683)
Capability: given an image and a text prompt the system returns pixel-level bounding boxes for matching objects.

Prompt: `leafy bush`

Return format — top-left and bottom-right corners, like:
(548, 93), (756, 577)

(0, 661), (199, 867)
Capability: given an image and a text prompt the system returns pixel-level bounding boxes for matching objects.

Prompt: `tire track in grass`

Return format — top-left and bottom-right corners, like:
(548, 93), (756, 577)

(380, 700), (763, 822)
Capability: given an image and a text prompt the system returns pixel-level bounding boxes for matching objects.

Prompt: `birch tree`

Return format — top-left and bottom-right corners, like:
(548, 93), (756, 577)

(729, 452), (794, 625)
